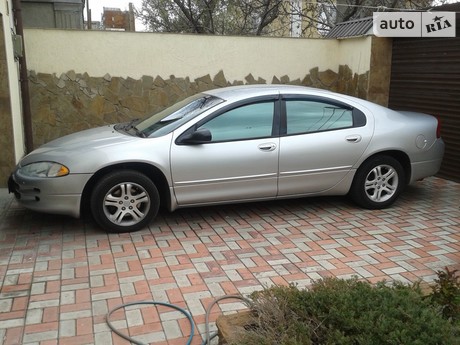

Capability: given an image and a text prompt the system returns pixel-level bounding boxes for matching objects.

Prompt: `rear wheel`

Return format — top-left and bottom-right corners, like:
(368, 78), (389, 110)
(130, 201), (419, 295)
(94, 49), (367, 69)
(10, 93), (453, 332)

(350, 156), (405, 209)
(90, 170), (160, 233)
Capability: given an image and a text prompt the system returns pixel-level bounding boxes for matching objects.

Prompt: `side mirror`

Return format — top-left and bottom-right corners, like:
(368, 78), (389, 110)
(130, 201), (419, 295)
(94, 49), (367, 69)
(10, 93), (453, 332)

(179, 128), (212, 145)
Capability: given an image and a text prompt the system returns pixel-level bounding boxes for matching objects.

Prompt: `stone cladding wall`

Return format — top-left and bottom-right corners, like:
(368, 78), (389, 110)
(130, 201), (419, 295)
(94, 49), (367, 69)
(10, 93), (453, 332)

(28, 66), (368, 147)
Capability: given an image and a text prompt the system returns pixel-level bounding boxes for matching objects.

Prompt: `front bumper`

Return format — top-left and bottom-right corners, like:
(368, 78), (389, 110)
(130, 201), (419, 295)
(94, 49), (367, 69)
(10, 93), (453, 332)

(8, 171), (92, 218)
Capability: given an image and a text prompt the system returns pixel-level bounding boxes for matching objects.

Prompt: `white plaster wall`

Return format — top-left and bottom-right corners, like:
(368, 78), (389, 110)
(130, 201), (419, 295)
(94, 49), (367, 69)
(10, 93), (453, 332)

(1, 0), (25, 162)
(337, 36), (372, 76)
(24, 29), (345, 81)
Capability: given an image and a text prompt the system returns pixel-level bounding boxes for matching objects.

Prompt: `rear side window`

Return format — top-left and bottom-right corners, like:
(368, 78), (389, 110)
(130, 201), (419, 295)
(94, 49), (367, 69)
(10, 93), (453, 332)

(285, 100), (354, 135)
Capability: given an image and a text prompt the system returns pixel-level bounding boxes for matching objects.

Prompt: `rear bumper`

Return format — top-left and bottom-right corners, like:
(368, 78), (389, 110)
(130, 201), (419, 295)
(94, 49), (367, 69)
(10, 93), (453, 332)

(409, 139), (445, 183)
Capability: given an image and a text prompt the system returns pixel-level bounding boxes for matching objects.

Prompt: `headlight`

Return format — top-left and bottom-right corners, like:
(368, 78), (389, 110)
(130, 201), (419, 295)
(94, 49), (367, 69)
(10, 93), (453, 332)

(19, 162), (70, 178)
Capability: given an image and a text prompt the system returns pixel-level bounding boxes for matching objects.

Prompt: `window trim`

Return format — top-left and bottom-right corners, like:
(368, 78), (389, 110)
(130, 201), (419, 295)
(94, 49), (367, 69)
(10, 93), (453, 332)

(280, 95), (366, 136)
(176, 95), (281, 145)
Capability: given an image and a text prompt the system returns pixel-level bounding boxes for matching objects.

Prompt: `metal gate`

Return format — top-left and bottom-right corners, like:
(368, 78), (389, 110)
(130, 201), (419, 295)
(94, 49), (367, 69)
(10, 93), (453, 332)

(389, 36), (460, 182)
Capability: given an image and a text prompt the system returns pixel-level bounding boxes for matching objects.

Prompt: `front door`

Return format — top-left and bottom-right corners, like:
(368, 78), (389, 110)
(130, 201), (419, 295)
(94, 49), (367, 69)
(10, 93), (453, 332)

(171, 100), (280, 205)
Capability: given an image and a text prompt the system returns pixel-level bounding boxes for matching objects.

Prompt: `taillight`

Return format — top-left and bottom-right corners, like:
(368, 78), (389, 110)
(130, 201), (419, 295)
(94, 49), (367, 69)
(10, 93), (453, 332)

(436, 117), (442, 139)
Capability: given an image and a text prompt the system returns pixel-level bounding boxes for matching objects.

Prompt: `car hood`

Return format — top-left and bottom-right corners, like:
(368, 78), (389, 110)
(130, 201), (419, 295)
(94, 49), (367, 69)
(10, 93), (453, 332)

(19, 125), (140, 168)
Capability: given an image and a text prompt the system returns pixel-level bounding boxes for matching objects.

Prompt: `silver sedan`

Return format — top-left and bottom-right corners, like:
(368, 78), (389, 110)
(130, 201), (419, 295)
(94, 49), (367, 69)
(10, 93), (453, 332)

(9, 85), (444, 232)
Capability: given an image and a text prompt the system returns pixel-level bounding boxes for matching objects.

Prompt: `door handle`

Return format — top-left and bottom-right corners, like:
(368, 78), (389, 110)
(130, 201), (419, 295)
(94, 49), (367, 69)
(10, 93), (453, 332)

(345, 135), (362, 143)
(258, 143), (277, 152)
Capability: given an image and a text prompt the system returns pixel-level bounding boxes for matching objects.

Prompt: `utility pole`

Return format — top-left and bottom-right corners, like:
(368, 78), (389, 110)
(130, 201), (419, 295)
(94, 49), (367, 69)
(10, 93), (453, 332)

(87, 0), (92, 29)
(128, 3), (135, 32)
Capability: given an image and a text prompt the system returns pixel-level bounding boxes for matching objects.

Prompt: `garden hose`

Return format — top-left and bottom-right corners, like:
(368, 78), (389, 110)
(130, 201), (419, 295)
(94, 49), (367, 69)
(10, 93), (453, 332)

(203, 295), (253, 345)
(106, 295), (252, 345)
(106, 301), (195, 345)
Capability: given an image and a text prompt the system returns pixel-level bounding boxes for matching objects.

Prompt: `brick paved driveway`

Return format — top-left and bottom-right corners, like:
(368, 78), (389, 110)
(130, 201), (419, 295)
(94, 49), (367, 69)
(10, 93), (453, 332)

(1, 177), (459, 345)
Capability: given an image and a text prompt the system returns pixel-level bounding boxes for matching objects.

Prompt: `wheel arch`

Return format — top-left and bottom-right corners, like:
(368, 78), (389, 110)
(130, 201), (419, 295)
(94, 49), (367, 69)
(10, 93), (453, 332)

(355, 150), (411, 186)
(80, 162), (171, 218)
(349, 150), (410, 209)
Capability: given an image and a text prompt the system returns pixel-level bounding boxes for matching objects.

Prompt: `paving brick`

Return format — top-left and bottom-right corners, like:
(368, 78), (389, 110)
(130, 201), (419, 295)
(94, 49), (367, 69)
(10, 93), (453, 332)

(0, 299), (12, 313)
(0, 318), (25, 329)
(59, 319), (76, 337)
(0, 177), (459, 344)
(22, 330), (58, 343)
(162, 319), (183, 339)
(2, 326), (23, 345)
(25, 309), (43, 325)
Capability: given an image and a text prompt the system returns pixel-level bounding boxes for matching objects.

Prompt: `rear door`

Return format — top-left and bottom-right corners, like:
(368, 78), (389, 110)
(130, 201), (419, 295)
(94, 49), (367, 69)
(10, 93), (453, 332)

(171, 97), (280, 205)
(278, 96), (373, 196)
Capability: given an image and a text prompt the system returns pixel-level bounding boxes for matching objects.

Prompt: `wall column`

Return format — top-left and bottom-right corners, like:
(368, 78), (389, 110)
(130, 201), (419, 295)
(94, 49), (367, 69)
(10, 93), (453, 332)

(0, 1), (26, 187)
(367, 36), (393, 107)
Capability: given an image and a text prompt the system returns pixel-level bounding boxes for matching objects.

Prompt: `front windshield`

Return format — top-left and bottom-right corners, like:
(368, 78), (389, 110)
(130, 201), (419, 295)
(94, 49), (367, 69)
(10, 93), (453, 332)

(135, 94), (224, 137)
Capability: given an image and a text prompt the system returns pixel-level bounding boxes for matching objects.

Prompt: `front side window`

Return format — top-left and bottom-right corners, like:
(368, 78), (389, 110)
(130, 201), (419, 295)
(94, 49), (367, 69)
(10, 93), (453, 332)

(285, 100), (354, 135)
(199, 101), (275, 142)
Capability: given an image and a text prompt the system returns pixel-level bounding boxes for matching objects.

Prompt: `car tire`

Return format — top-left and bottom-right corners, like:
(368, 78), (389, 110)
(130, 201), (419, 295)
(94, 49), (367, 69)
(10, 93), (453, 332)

(350, 155), (405, 209)
(90, 170), (160, 233)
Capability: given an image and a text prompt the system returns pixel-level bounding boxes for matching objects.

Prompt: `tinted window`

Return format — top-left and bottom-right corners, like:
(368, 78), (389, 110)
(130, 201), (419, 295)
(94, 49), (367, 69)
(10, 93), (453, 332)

(199, 102), (274, 142)
(286, 100), (353, 135)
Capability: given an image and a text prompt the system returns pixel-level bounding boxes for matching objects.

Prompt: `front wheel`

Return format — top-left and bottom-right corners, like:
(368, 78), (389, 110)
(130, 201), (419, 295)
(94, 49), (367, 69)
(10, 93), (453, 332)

(350, 156), (405, 209)
(90, 170), (160, 232)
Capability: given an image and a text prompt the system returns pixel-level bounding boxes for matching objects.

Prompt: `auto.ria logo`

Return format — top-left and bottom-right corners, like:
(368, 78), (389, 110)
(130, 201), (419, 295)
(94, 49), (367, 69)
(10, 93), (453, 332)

(373, 12), (456, 37)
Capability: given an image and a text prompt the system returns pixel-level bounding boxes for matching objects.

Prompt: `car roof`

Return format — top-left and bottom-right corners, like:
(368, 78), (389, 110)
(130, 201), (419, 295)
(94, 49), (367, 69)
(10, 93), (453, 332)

(203, 84), (337, 102)
(201, 85), (389, 115)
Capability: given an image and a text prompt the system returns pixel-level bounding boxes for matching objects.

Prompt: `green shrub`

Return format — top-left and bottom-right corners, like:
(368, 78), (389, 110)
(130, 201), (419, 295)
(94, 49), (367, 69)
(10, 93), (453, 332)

(232, 276), (460, 345)
(428, 267), (460, 322)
